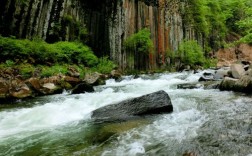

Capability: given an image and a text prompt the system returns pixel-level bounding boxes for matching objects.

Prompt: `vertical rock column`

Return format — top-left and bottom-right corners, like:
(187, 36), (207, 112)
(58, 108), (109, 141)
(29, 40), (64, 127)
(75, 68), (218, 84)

(104, 0), (185, 70)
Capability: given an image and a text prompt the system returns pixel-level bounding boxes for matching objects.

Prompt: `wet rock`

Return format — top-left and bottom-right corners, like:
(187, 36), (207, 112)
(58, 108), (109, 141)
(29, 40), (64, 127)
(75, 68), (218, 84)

(219, 74), (252, 93)
(214, 68), (230, 80)
(177, 83), (203, 89)
(219, 77), (238, 91)
(84, 72), (105, 86)
(41, 83), (62, 94)
(199, 72), (215, 81)
(199, 76), (214, 81)
(203, 81), (221, 89)
(63, 76), (81, 86)
(133, 75), (140, 79)
(245, 69), (252, 77)
(234, 75), (252, 93)
(26, 77), (41, 92)
(0, 78), (9, 98)
(91, 90), (173, 122)
(71, 83), (94, 94)
(67, 67), (80, 78)
(230, 64), (245, 79)
(110, 70), (122, 81)
(10, 85), (32, 98)
(40, 75), (62, 85)
(243, 65), (250, 71)
(9, 80), (32, 98)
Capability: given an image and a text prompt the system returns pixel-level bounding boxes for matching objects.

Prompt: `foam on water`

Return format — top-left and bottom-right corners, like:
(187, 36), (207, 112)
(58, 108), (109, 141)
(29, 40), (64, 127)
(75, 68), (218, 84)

(1, 71), (251, 155)
(0, 72), (203, 140)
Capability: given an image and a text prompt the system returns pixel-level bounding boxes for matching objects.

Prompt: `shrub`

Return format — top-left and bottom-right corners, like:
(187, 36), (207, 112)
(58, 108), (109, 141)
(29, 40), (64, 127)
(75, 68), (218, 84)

(124, 28), (154, 54)
(0, 37), (99, 67)
(94, 56), (116, 74)
(5, 60), (15, 67)
(40, 64), (68, 77)
(177, 40), (205, 66)
(19, 64), (35, 79)
(239, 33), (252, 45)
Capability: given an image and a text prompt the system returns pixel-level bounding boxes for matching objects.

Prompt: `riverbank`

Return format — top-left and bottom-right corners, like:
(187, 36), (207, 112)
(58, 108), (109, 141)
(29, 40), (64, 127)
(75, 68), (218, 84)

(0, 66), (122, 103)
(0, 36), (119, 102)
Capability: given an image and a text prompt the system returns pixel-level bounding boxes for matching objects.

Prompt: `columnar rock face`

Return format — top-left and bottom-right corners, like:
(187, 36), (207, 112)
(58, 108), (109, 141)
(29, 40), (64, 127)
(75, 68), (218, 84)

(0, 0), (201, 70)
(0, 0), (87, 42)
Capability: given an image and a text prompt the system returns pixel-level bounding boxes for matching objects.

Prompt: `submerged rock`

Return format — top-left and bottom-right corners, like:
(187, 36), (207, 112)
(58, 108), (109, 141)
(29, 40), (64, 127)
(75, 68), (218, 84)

(177, 83), (203, 89)
(177, 81), (220, 90)
(91, 90), (173, 122)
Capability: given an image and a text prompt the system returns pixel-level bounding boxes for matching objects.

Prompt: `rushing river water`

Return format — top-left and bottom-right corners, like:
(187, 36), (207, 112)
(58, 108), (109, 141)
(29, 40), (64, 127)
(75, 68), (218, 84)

(0, 71), (251, 156)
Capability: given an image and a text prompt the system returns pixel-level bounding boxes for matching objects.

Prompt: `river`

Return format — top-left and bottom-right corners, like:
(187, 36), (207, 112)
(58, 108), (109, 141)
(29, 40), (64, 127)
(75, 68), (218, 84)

(0, 71), (251, 156)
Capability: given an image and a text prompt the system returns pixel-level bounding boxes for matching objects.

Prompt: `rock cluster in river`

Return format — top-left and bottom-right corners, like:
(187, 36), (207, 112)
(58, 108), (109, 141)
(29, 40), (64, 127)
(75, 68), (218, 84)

(219, 63), (252, 93)
(0, 69), (121, 101)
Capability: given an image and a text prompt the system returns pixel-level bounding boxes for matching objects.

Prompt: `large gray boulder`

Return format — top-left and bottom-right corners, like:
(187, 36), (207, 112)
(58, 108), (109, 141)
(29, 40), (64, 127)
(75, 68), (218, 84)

(91, 90), (173, 122)
(231, 64), (245, 79)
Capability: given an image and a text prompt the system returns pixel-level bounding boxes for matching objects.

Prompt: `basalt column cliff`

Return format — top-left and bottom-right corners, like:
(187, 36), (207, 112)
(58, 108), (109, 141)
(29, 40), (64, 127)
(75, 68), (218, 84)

(0, 0), (200, 70)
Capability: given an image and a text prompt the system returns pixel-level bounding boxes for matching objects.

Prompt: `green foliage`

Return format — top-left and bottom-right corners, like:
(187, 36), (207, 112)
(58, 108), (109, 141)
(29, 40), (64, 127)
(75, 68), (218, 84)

(19, 64), (35, 79)
(203, 58), (218, 68)
(184, 0), (209, 35)
(124, 28), (154, 54)
(5, 60), (15, 67)
(239, 33), (252, 45)
(170, 40), (217, 68)
(177, 40), (205, 66)
(0, 36), (116, 78)
(184, 0), (252, 49)
(63, 15), (74, 24)
(40, 64), (68, 77)
(0, 36), (98, 67)
(93, 57), (116, 74)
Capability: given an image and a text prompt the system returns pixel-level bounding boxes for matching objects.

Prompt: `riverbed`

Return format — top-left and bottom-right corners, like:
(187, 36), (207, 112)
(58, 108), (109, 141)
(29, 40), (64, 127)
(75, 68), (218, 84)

(0, 71), (251, 155)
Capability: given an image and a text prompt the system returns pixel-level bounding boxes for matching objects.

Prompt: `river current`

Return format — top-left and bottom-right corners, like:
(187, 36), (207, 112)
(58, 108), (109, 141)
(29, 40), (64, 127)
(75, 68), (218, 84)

(0, 71), (251, 156)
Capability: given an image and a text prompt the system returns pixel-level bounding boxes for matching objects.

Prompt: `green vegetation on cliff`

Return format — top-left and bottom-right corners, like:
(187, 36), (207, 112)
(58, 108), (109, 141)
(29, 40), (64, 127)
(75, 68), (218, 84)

(124, 28), (153, 54)
(184, 0), (252, 48)
(168, 40), (217, 69)
(177, 40), (205, 66)
(0, 36), (115, 78)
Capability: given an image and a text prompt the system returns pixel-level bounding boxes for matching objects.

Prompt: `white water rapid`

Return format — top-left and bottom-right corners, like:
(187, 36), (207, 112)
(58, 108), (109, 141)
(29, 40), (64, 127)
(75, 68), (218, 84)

(0, 71), (251, 155)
